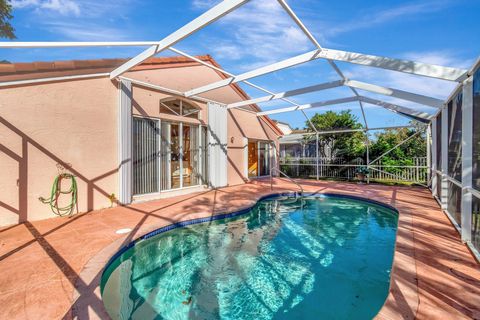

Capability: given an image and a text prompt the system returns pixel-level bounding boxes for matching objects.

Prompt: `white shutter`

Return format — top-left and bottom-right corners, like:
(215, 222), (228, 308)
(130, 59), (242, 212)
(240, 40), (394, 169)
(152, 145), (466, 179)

(208, 102), (228, 188)
(118, 80), (132, 204)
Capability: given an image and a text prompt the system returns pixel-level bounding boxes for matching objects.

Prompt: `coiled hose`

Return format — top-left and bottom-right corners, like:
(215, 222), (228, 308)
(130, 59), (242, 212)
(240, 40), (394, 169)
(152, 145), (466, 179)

(39, 173), (78, 216)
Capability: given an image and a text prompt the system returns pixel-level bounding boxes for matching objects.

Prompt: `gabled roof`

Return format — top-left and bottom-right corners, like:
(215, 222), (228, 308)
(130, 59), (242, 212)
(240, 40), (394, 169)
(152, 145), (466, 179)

(0, 55), (213, 82)
(0, 55), (283, 136)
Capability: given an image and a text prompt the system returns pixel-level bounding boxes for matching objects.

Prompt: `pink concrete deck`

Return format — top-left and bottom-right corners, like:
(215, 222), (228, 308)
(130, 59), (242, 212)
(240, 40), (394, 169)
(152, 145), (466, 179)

(0, 179), (479, 319)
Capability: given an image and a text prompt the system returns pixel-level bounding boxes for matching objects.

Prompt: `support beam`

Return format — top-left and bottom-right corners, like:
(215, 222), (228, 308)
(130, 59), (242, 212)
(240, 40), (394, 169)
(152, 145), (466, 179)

(346, 80), (443, 108)
(276, 0), (322, 50)
(227, 77), (441, 112)
(227, 80), (344, 109)
(257, 96), (357, 116)
(118, 76), (224, 105)
(0, 42), (159, 48)
(431, 116), (438, 196)
(317, 48), (468, 82)
(461, 76), (473, 241)
(281, 124), (422, 137)
(110, 0), (250, 79)
(169, 46), (316, 131)
(255, 93), (434, 122)
(186, 46), (468, 97)
(359, 96), (434, 121)
(441, 105), (449, 210)
(427, 123), (432, 185)
(185, 49), (321, 97)
(118, 80), (133, 204)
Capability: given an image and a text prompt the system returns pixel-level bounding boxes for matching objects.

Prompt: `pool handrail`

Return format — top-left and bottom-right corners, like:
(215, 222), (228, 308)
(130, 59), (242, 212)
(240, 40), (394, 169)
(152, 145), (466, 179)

(270, 167), (304, 195)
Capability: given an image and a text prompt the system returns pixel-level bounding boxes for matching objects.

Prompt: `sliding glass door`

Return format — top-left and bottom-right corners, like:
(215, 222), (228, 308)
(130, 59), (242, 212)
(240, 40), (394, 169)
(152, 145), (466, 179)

(182, 124), (200, 187)
(248, 140), (273, 178)
(259, 141), (270, 176)
(133, 118), (208, 196)
(158, 121), (205, 192)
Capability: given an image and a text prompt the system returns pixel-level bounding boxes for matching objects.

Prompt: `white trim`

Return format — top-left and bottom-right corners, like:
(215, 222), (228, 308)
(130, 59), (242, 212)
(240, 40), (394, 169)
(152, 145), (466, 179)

(0, 73), (109, 88)
(110, 0), (250, 79)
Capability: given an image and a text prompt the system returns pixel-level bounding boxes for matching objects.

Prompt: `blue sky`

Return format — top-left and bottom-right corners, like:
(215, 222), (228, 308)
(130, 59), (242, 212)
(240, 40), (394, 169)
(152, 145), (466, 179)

(2, 0), (480, 129)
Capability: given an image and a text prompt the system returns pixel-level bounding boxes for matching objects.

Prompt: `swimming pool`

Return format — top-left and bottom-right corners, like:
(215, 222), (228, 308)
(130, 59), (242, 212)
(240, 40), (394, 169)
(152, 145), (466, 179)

(101, 194), (398, 320)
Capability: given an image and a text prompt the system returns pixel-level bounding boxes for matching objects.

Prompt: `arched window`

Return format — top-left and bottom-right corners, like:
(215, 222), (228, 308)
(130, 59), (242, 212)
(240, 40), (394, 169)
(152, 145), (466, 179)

(160, 98), (200, 119)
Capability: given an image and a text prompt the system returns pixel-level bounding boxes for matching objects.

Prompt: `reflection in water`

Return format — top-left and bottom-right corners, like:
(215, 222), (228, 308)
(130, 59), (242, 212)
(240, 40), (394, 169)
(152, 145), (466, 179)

(102, 196), (398, 320)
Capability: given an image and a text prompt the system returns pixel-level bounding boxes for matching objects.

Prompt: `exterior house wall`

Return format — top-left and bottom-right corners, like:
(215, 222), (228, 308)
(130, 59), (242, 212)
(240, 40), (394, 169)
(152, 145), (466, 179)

(0, 77), (118, 225)
(126, 65), (281, 186)
(0, 58), (280, 226)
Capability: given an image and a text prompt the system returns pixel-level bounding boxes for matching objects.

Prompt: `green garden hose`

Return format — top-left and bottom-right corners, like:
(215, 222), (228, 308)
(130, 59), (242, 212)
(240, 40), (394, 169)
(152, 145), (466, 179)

(39, 173), (78, 216)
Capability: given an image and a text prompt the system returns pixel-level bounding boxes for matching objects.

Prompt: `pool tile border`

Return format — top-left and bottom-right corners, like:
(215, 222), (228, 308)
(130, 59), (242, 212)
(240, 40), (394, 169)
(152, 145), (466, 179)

(93, 192), (403, 320)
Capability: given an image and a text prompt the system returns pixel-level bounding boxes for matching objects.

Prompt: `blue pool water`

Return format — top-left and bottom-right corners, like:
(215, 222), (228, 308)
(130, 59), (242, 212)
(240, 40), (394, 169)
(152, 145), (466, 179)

(101, 194), (398, 320)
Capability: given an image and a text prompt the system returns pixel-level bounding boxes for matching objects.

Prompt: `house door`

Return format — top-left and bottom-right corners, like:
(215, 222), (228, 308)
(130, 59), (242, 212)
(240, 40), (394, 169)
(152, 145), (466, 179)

(248, 141), (258, 177)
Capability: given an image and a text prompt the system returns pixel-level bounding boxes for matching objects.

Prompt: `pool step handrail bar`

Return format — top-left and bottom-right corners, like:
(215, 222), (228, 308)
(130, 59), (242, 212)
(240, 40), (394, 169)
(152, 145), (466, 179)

(270, 167), (304, 196)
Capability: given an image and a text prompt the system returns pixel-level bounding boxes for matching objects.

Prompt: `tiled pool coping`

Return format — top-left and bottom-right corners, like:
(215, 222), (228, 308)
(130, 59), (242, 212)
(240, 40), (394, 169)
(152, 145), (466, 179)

(100, 192), (400, 295)
(102, 192), (400, 275)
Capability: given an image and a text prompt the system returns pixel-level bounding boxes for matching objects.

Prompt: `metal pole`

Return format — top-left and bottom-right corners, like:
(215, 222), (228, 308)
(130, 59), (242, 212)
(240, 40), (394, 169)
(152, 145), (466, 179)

(426, 124), (431, 186)
(461, 76), (473, 241)
(441, 104), (449, 210)
(316, 133), (319, 180)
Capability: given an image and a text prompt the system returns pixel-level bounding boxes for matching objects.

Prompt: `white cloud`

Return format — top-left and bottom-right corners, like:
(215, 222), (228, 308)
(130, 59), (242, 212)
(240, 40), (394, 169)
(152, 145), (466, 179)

(191, 0), (219, 10)
(190, 0), (313, 69)
(10, 0), (137, 41)
(10, 0), (81, 16)
(323, 0), (454, 38)
(43, 21), (132, 41)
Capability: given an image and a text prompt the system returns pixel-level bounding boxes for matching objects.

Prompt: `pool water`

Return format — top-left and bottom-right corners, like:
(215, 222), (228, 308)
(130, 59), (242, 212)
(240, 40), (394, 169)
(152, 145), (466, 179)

(101, 195), (398, 320)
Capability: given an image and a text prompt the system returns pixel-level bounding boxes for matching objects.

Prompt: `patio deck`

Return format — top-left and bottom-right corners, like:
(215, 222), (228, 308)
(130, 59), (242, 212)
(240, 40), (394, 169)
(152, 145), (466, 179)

(0, 179), (479, 319)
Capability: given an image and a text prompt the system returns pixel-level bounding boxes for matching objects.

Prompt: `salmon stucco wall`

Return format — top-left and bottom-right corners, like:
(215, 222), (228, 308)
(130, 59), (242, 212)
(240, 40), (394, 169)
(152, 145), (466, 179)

(0, 78), (118, 226)
(0, 61), (280, 227)
(126, 66), (281, 187)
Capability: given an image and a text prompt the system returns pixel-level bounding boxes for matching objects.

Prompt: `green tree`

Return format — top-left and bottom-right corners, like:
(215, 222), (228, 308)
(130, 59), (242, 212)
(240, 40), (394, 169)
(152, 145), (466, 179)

(369, 124), (426, 174)
(305, 110), (366, 160)
(1, 0), (15, 39)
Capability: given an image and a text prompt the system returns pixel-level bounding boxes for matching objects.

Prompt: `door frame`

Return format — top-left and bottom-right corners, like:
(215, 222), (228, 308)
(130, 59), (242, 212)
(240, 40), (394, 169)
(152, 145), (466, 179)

(247, 139), (274, 179)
